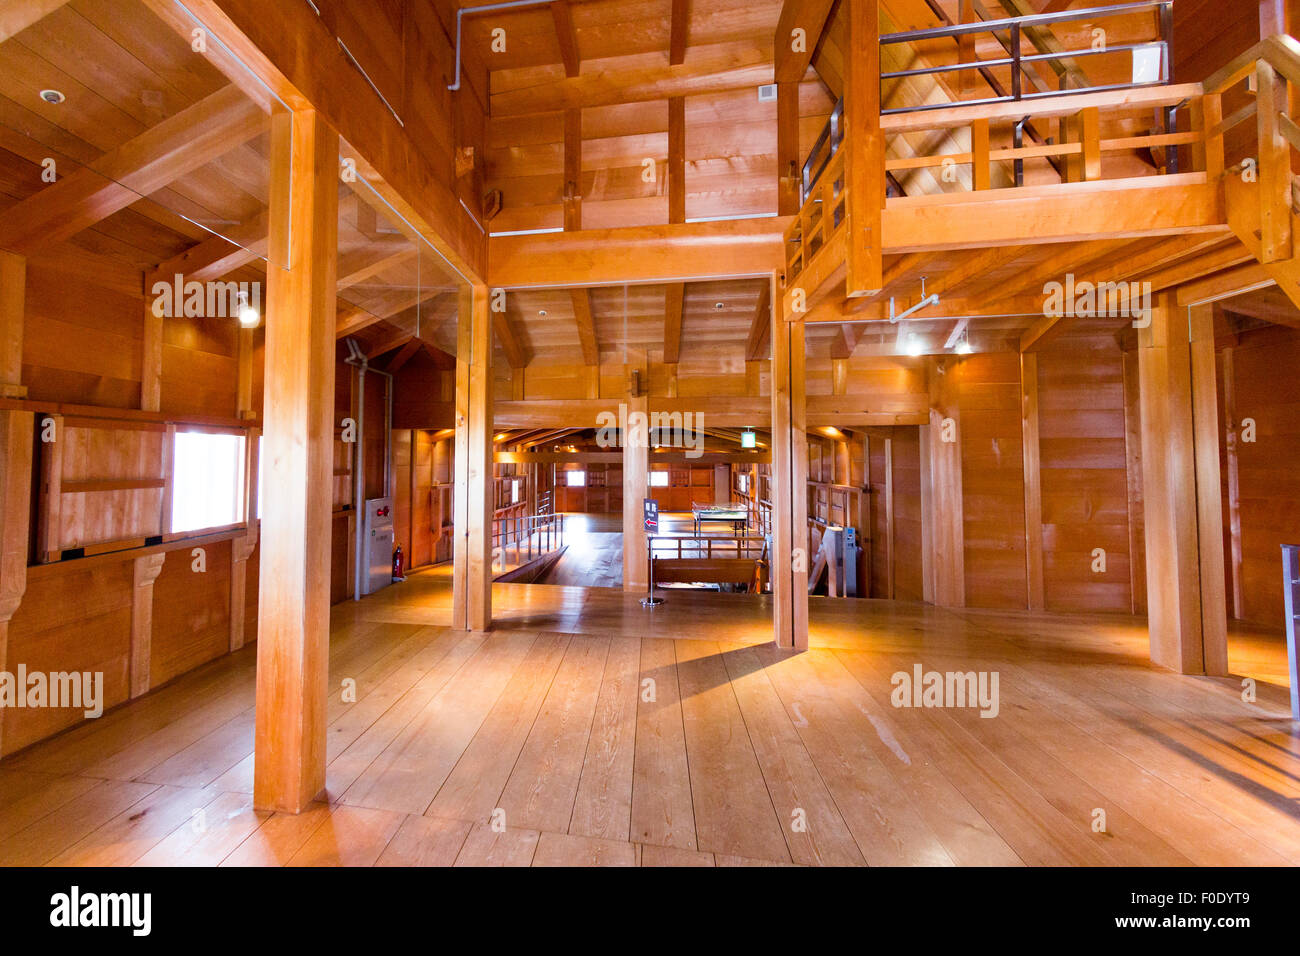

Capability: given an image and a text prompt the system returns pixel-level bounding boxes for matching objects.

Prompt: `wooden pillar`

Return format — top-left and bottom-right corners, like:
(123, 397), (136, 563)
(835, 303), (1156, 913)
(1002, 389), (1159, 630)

(777, 81), (801, 216)
(1121, 346), (1147, 615)
(452, 284), (492, 631)
(923, 358), (965, 607)
(771, 273), (808, 649)
(141, 298), (163, 412)
(623, 391), (649, 591)
(844, 0), (883, 295)
(0, 252), (26, 398)
(130, 552), (166, 699)
(668, 96), (686, 225)
(883, 436), (895, 600)
(1221, 347), (1244, 618)
(1020, 353), (1045, 610)
(1137, 295), (1228, 675)
(253, 109), (339, 814)
(0, 410), (34, 755)
(236, 325), (256, 419)
(563, 108), (582, 232)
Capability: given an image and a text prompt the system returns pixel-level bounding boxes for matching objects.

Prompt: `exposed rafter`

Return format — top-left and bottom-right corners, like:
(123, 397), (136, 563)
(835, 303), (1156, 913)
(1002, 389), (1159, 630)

(669, 0), (690, 66)
(663, 282), (685, 365)
(0, 86), (264, 255)
(570, 288), (600, 365)
(551, 0), (581, 78)
(745, 281), (772, 361)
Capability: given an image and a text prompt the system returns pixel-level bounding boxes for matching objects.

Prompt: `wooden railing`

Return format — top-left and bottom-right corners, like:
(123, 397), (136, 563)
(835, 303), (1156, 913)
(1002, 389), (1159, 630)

(492, 511), (565, 570)
(1203, 35), (1300, 265)
(784, 145), (848, 285)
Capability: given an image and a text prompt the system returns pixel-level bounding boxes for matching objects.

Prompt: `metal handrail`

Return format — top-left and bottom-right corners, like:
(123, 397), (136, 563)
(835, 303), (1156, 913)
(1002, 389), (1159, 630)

(880, 0), (1173, 116)
(491, 511), (565, 570)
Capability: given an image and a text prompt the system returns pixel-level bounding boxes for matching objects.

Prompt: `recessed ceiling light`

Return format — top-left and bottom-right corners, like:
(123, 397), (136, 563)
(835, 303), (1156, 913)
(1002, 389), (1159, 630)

(538, 309), (548, 316)
(714, 302), (724, 310)
(40, 89), (65, 105)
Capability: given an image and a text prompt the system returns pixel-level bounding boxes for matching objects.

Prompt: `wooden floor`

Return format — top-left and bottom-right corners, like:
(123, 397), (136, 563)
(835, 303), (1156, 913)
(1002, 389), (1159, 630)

(0, 571), (1295, 866)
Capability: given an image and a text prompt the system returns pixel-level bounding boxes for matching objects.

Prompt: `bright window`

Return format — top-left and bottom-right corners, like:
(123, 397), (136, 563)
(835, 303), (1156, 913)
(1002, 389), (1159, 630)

(565, 470), (586, 487)
(171, 431), (246, 534)
(511, 479), (522, 503)
(648, 471), (669, 487)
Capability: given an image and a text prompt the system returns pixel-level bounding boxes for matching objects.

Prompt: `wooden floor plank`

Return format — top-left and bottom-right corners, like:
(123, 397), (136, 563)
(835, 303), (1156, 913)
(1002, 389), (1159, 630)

(375, 814), (472, 866)
(629, 637), (697, 850)
(425, 633), (571, 825)
(532, 830), (637, 866)
(48, 784), (220, 866)
(339, 632), (538, 815)
(0, 780), (161, 865)
(569, 636), (640, 841)
(674, 640), (790, 862)
(283, 805), (406, 866)
(454, 822), (540, 866)
(496, 635), (609, 833)
(133, 790), (270, 866)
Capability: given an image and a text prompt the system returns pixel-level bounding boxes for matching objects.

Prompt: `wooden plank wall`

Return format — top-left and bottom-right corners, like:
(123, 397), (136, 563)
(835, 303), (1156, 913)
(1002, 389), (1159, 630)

(951, 353), (1028, 609)
(890, 428), (925, 602)
(1038, 335), (1134, 612)
(1221, 324), (1300, 628)
(150, 539), (232, 687)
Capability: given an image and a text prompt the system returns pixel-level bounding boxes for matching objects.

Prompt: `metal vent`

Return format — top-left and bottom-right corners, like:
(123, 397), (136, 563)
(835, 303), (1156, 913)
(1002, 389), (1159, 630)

(757, 84), (778, 102)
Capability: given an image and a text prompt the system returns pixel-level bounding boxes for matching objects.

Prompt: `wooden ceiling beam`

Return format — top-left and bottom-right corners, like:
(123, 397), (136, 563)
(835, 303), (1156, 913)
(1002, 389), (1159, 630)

(385, 338), (423, 372)
(551, 0), (581, 78)
(489, 218), (787, 287)
(0, 85), (264, 255)
(745, 280), (772, 361)
(337, 241), (417, 290)
(494, 310), (531, 369)
(570, 288), (600, 365)
(829, 323), (866, 359)
(774, 0), (838, 83)
(150, 210), (269, 284)
(663, 282), (685, 365)
(490, 40), (771, 115)
(669, 0), (690, 66)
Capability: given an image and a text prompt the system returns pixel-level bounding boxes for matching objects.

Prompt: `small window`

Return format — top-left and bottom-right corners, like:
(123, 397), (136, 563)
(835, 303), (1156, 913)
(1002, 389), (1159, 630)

(565, 470), (586, 487)
(511, 479), (522, 503)
(171, 431), (246, 534)
(648, 471), (669, 487)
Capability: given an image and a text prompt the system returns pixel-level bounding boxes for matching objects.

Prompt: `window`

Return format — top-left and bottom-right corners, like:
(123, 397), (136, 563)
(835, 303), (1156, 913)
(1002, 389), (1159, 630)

(565, 470), (586, 487)
(171, 431), (246, 534)
(511, 479), (522, 503)
(648, 471), (669, 487)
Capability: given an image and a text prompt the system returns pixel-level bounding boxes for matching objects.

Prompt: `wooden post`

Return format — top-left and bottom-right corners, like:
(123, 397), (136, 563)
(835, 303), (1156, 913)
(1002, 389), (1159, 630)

(130, 552), (166, 699)
(777, 81), (801, 216)
(0, 410), (34, 755)
(0, 252), (26, 398)
(1137, 295), (1228, 675)
(563, 108), (582, 232)
(1221, 347), (1244, 618)
(1121, 347), (1147, 615)
(623, 391), (649, 591)
(883, 435), (895, 600)
(924, 358), (965, 608)
(844, 0), (883, 296)
(253, 109), (339, 814)
(668, 96), (686, 225)
(1080, 107), (1101, 182)
(1020, 352), (1045, 610)
(236, 325), (257, 419)
(1256, 60), (1292, 263)
(452, 284), (492, 631)
(141, 298), (163, 412)
(971, 118), (991, 191)
(771, 273), (808, 649)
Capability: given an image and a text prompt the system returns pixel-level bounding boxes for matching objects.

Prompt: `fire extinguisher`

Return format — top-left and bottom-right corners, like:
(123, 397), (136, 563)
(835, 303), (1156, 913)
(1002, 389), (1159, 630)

(392, 544), (406, 583)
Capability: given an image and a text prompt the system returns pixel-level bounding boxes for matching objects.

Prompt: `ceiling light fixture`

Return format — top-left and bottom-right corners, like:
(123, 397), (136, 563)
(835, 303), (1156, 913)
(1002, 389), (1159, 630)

(40, 89), (66, 104)
(236, 291), (260, 329)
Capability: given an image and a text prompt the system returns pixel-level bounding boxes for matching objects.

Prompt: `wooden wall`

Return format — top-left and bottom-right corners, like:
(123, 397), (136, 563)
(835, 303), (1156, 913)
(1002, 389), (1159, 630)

(1219, 324), (1300, 628)
(1037, 335), (1134, 612)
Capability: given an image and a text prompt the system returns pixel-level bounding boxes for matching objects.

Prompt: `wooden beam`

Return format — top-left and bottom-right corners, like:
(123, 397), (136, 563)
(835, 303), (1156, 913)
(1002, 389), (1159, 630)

(777, 81), (801, 216)
(493, 307), (530, 369)
(663, 282), (685, 365)
(1020, 352), (1045, 610)
(623, 393), (649, 591)
(151, 210), (269, 285)
(490, 40), (771, 115)
(563, 108), (582, 232)
(254, 109), (339, 814)
(0, 86), (264, 255)
(141, 300), (163, 413)
(844, 0), (883, 296)
(551, 0), (581, 78)
(386, 339), (423, 372)
(1137, 294), (1228, 675)
(453, 286), (492, 631)
(774, 0), (837, 83)
(668, 96), (686, 224)
(770, 272), (808, 649)
(571, 288), (599, 365)
(744, 280), (772, 361)
(0, 253), (26, 398)
(489, 218), (787, 287)
(670, 0), (690, 65)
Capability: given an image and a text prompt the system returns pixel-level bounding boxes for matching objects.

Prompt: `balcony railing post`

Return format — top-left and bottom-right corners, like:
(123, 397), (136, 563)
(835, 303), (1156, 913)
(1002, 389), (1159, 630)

(1010, 23), (1022, 102)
